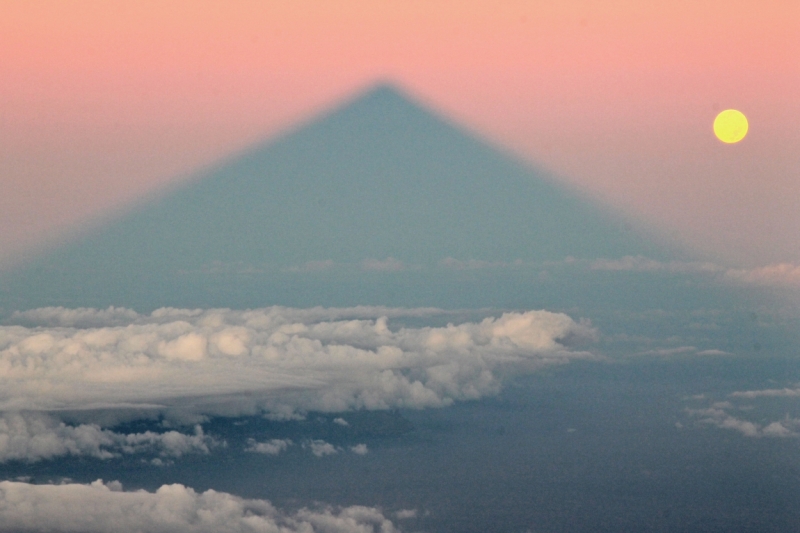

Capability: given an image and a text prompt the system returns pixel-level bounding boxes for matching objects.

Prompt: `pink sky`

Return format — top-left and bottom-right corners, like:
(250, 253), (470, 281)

(2, 0), (798, 268)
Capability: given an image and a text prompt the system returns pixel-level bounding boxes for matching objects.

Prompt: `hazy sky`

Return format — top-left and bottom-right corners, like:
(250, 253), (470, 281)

(2, 0), (798, 267)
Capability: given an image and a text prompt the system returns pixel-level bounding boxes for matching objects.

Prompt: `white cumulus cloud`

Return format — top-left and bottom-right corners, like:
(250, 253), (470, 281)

(350, 444), (368, 455)
(0, 412), (215, 463)
(245, 438), (292, 455)
(0, 306), (597, 423)
(0, 479), (399, 533)
(307, 440), (339, 457)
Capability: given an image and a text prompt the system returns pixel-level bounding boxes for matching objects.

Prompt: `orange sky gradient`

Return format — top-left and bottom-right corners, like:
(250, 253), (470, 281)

(2, 0), (799, 268)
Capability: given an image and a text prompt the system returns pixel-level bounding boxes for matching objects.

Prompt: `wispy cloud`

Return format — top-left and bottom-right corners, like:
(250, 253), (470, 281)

(591, 256), (722, 274)
(11, 305), (449, 326)
(591, 255), (800, 289)
(635, 346), (732, 357)
(686, 405), (800, 438)
(686, 390), (800, 439)
(150, 254), (800, 291)
(284, 259), (336, 273)
(695, 349), (731, 356)
(178, 261), (267, 276)
(723, 263), (800, 287)
(638, 346), (699, 356)
(438, 257), (525, 271)
(395, 509), (417, 520)
(730, 387), (800, 399)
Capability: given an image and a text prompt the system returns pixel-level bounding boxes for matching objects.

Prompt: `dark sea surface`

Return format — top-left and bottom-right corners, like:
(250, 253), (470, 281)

(6, 352), (799, 533)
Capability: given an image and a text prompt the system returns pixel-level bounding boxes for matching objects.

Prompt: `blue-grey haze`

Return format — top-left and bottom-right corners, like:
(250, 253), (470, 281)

(2, 84), (674, 312)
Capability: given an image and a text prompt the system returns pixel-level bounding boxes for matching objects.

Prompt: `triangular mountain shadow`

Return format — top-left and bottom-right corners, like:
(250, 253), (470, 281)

(0, 83), (730, 313)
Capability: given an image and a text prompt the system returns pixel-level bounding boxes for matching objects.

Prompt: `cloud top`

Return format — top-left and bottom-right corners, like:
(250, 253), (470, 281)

(0, 479), (399, 533)
(0, 306), (597, 421)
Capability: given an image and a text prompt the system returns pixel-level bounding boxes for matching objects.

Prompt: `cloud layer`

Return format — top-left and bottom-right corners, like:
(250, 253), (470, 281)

(0, 412), (214, 463)
(1, 306), (597, 422)
(0, 479), (399, 533)
(591, 255), (800, 289)
(723, 263), (800, 287)
(591, 256), (722, 274)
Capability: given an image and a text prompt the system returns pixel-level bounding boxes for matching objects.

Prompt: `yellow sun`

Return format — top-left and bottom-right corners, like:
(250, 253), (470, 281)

(713, 109), (748, 144)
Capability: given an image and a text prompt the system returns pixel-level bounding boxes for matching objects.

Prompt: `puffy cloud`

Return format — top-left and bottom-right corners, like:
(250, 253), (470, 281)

(0, 479), (399, 533)
(762, 422), (794, 437)
(0, 413), (215, 463)
(307, 440), (339, 457)
(245, 438), (292, 455)
(116, 425), (215, 458)
(0, 306), (597, 422)
(0, 413), (115, 462)
(350, 444), (368, 455)
(333, 417), (350, 426)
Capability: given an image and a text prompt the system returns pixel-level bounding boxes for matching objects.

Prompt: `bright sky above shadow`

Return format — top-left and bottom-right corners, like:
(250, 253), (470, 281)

(1, 0), (798, 268)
